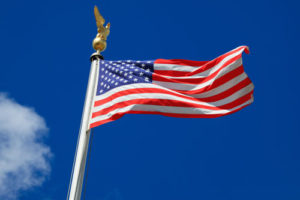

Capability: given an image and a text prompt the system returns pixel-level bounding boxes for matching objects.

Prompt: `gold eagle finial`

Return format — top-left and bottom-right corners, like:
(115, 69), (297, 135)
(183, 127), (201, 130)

(92, 6), (110, 53)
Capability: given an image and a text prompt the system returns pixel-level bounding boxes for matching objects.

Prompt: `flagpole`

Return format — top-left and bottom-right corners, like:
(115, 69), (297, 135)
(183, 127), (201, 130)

(67, 52), (102, 200)
(67, 6), (110, 200)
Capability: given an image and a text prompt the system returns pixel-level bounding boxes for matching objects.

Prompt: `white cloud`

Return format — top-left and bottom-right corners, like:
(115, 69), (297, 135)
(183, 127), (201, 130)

(0, 93), (52, 199)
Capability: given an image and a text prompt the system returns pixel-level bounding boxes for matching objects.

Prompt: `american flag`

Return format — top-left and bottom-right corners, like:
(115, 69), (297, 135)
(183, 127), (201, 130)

(90, 46), (254, 128)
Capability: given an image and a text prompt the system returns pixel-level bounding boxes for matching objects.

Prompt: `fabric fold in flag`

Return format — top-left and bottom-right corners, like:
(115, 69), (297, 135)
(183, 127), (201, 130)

(89, 46), (254, 128)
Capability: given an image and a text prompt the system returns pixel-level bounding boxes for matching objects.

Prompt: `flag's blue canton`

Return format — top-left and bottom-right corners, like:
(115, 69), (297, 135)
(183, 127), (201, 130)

(96, 60), (154, 95)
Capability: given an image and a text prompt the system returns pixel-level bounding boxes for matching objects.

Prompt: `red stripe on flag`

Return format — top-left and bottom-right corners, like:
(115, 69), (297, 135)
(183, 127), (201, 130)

(153, 55), (242, 84)
(155, 59), (208, 67)
(89, 99), (252, 128)
(172, 65), (245, 94)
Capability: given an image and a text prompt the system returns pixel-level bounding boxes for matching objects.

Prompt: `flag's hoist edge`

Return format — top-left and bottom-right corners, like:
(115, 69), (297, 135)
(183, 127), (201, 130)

(89, 46), (254, 128)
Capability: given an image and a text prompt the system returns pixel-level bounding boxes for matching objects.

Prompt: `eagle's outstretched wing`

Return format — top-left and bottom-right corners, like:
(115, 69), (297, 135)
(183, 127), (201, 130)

(94, 5), (105, 27)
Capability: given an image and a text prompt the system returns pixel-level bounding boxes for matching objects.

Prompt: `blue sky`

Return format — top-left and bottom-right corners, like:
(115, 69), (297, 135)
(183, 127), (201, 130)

(0, 0), (299, 199)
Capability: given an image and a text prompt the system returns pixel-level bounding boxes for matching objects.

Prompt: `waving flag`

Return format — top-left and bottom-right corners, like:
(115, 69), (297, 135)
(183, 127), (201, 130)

(89, 46), (254, 128)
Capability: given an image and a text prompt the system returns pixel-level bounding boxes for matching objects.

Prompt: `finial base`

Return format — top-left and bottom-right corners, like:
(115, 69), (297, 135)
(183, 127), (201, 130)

(90, 52), (104, 62)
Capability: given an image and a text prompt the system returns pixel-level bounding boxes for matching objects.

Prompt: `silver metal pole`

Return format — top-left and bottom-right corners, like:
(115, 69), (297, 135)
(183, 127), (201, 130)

(67, 53), (102, 200)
